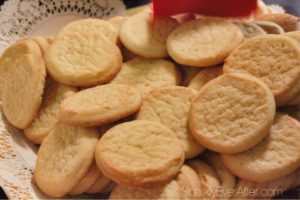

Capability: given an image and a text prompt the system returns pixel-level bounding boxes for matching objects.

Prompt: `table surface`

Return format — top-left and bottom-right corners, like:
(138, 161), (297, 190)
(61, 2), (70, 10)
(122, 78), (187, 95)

(0, 0), (299, 199)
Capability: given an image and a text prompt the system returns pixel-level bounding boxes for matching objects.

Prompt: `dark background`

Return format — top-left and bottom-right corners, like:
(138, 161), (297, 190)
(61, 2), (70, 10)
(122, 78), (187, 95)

(0, 0), (299, 199)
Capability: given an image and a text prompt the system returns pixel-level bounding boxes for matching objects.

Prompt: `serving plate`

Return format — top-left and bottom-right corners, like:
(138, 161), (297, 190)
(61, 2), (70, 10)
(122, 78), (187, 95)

(0, 0), (126, 198)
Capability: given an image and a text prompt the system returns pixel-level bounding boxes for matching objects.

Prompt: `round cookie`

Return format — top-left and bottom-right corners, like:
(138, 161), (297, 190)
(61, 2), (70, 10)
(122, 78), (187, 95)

(86, 175), (111, 194)
(0, 40), (42, 99)
(167, 17), (244, 67)
(136, 86), (204, 159)
(188, 160), (220, 199)
(24, 79), (77, 144)
(69, 162), (101, 195)
(2, 54), (46, 129)
(221, 114), (300, 182)
(233, 21), (266, 38)
(46, 31), (122, 87)
(259, 13), (300, 32)
(224, 35), (300, 106)
(35, 124), (100, 197)
(286, 31), (300, 43)
(95, 120), (184, 187)
(254, 21), (285, 34)
(189, 73), (276, 153)
(60, 84), (142, 127)
(57, 18), (118, 43)
(108, 16), (128, 32)
(31, 37), (50, 56)
(176, 165), (201, 199)
(188, 65), (223, 90)
(120, 10), (179, 58)
(110, 58), (181, 96)
(109, 180), (181, 200)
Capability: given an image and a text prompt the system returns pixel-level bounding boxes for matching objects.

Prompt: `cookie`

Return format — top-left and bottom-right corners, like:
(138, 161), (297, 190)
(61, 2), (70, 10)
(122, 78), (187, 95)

(259, 13), (300, 32)
(188, 65), (223, 90)
(224, 35), (300, 106)
(221, 114), (300, 182)
(120, 10), (179, 58)
(203, 151), (236, 199)
(2, 54), (46, 129)
(176, 165), (201, 199)
(111, 58), (181, 96)
(24, 79), (77, 144)
(188, 160), (220, 199)
(136, 86), (204, 159)
(254, 21), (285, 34)
(46, 31), (122, 87)
(108, 16), (128, 32)
(0, 40), (42, 99)
(286, 31), (300, 42)
(35, 124), (100, 197)
(109, 180), (181, 199)
(69, 162), (102, 195)
(179, 66), (201, 87)
(32, 37), (50, 56)
(167, 17), (244, 67)
(60, 84), (142, 127)
(95, 120), (184, 187)
(86, 174), (111, 194)
(57, 18), (118, 43)
(189, 73), (276, 153)
(233, 21), (266, 38)
(234, 168), (300, 199)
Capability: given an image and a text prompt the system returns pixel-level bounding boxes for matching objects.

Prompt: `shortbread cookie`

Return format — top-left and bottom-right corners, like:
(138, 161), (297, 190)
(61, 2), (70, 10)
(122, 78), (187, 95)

(0, 40), (42, 99)
(188, 66), (223, 90)
(259, 13), (300, 32)
(69, 162), (101, 195)
(179, 66), (201, 86)
(176, 165), (201, 199)
(46, 31), (122, 87)
(120, 10), (179, 58)
(60, 84), (141, 127)
(188, 160), (220, 199)
(286, 31), (300, 43)
(109, 180), (181, 199)
(35, 124), (100, 197)
(2, 54), (46, 129)
(233, 21), (266, 38)
(234, 168), (300, 199)
(221, 114), (300, 182)
(136, 86), (204, 159)
(224, 35), (300, 106)
(57, 18), (118, 43)
(254, 21), (285, 34)
(32, 37), (49, 56)
(108, 16), (128, 32)
(24, 79), (77, 144)
(111, 58), (181, 96)
(189, 73), (275, 153)
(46, 36), (54, 44)
(86, 174), (111, 194)
(203, 151), (236, 199)
(95, 120), (184, 187)
(167, 17), (244, 67)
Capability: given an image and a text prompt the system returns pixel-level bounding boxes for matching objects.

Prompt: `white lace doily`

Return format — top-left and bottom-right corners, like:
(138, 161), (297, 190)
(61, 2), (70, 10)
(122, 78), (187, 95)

(0, 0), (126, 53)
(0, 0), (126, 199)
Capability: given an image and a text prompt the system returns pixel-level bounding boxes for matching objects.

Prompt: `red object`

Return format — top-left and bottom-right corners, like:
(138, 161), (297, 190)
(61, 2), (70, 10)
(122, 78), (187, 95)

(152, 0), (258, 18)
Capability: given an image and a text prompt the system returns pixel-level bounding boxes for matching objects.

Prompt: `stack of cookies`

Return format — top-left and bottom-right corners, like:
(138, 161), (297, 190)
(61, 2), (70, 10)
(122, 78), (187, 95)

(0, 4), (299, 199)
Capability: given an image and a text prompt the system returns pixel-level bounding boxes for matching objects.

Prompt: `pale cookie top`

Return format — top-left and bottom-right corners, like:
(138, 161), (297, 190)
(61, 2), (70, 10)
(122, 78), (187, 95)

(111, 58), (180, 96)
(167, 17), (244, 67)
(136, 86), (204, 159)
(57, 18), (118, 43)
(221, 114), (300, 183)
(46, 31), (122, 87)
(24, 79), (77, 144)
(109, 180), (181, 200)
(2, 54), (46, 129)
(188, 65), (223, 90)
(224, 35), (300, 106)
(286, 31), (300, 43)
(95, 120), (184, 187)
(259, 13), (300, 32)
(189, 73), (276, 154)
(120, 11), (179, 58)
(35, 124), (100, 197)
(59, 84), (142, 127)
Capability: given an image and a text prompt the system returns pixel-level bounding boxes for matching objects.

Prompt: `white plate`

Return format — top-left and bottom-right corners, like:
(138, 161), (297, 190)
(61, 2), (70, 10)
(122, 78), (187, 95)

(0, 0), (126, 198)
